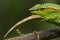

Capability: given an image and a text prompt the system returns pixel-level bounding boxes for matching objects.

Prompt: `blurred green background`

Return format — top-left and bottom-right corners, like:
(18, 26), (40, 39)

(0, 0), (60, 40)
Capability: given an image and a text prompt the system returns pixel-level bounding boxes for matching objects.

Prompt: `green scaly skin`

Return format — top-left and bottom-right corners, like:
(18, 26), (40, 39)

(29, 3), (60, 23)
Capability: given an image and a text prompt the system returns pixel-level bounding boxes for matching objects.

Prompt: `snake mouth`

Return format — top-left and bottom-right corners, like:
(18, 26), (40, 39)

(29, 9), (43, 16)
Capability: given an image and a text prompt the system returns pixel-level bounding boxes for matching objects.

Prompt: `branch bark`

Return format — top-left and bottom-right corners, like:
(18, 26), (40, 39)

(4, 28), (60, 40)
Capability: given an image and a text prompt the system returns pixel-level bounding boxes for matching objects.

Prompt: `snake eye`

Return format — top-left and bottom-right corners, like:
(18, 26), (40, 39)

(40, 8), (44, 10)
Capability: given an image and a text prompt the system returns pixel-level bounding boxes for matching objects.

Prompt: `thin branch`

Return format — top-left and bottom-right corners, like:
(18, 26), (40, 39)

(4, 15), (42, 38)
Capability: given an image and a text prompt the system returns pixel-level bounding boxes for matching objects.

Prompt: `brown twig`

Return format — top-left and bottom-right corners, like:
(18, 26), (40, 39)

(4, 28), (60, 40)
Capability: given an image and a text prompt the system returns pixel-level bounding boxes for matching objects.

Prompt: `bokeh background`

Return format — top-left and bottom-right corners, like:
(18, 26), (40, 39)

(0, 0), (60, 40)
